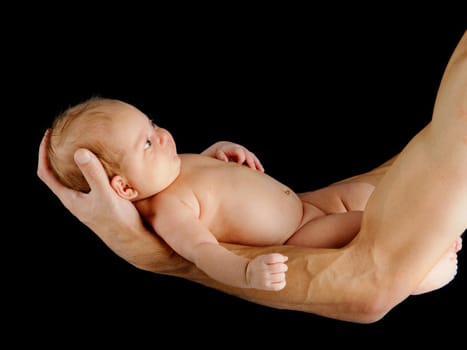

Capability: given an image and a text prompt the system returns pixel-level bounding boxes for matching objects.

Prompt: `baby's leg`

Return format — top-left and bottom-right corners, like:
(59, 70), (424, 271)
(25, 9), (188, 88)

(285, 211), (362, 248)
(412, 237), (463, 295)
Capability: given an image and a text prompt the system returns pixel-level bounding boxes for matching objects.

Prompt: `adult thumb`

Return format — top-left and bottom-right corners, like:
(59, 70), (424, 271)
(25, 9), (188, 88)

(74, 148), (110, 194)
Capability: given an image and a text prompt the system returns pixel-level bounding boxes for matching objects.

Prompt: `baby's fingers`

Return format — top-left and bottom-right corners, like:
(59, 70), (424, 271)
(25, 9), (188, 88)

(246, 254), (288, 291)
(261, 253), (288, 264)
(245, 152), (264, 172)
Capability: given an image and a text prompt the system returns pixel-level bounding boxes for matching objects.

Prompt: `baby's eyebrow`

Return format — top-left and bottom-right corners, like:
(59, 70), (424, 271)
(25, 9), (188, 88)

(149, 118), (157, 127)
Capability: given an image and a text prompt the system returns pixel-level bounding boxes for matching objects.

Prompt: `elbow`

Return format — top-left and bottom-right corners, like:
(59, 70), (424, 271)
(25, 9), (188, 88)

(348, 285), (410, 324)
(349, 298), (394, 324)
(337, 298), (396, 324)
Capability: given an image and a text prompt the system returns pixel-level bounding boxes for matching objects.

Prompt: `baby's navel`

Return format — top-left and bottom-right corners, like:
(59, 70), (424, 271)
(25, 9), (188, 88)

(283, 188), (291, 195)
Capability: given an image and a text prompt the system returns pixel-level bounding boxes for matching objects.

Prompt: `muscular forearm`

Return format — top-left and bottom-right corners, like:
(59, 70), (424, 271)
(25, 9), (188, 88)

(169, 243), (386, 323)
(98, 221), (190, 274)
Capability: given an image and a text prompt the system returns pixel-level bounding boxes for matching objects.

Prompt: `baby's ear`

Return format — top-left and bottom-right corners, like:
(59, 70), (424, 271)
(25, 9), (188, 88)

(111, 175), (139, 200)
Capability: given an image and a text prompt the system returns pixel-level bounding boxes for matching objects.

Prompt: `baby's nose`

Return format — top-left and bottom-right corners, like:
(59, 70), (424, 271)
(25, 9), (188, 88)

(155, 129), (168, 147)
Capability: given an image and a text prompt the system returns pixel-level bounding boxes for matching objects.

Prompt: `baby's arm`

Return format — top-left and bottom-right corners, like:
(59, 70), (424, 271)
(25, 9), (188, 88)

(192, 243), (288, 291)
(201, 141), (264, 172)
(148, 195), (287, 291)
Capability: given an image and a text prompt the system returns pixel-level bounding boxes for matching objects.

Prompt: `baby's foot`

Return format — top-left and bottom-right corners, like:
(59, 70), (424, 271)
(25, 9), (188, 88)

(412, 237), (462, 295)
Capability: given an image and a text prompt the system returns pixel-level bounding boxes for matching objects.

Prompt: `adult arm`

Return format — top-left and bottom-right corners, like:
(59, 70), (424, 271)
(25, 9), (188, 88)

(215, 31), (467, 322)
(342, 30), (467, 318)
(34, 123), (413, 323)
(37, 129), (386, 320)
(37, 31), (467, 323)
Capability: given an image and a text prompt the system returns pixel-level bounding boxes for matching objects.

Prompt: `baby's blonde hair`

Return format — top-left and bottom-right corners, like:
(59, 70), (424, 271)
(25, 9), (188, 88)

(47, 97), (126, 192)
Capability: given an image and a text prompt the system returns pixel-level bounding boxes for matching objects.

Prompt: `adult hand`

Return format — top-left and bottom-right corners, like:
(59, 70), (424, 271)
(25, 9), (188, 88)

(37, 130), (187, 272)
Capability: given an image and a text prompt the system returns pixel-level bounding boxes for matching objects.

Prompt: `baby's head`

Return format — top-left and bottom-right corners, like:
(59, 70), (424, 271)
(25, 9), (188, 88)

(47, 97), (130, 192)
(48, 96), (181, 200)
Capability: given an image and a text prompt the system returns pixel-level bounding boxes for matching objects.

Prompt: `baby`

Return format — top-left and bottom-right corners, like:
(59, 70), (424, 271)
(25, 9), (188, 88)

(47, 97), (460, 292)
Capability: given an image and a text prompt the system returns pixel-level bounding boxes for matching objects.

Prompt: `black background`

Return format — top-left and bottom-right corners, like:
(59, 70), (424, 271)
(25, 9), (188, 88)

(13, 8), (467, 347)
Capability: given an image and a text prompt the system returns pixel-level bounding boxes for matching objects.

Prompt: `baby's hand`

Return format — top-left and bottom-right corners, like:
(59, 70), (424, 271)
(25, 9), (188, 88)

(246, 253), (288, 291)
(201, 141), (264, 172)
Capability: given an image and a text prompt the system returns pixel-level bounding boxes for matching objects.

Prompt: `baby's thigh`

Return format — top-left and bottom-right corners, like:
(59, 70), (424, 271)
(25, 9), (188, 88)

(286, 211), (362, 248)
(299, 182), (375, 213)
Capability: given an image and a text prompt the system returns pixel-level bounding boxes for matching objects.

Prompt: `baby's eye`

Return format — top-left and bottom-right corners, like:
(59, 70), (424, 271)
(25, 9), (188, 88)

(144, 138), (152, 149)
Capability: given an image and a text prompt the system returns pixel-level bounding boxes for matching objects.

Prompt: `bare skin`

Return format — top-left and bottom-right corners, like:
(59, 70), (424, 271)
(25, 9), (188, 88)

(37, 31), (467, 323)
(46, 98), (457, 293)
(46, 99), (373, 291)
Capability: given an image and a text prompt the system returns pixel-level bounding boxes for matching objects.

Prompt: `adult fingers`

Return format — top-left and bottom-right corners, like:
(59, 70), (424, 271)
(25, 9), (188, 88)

(37, 129), (76, 202)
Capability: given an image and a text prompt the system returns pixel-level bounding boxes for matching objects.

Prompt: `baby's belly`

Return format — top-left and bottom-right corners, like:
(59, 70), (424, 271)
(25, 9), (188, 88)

(204, 172), (305, 245)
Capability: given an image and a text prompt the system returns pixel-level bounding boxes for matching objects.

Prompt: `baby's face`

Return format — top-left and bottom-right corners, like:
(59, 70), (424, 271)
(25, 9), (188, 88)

(111, 102), (181, 200)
